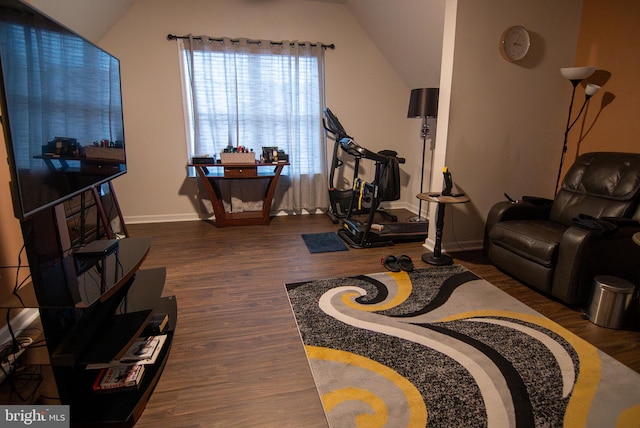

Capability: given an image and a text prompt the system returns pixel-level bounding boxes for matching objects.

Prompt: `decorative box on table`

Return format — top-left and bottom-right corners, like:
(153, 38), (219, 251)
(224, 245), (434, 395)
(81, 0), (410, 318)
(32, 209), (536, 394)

(220, 152), (256, 164)
(84, 146), (125, 161)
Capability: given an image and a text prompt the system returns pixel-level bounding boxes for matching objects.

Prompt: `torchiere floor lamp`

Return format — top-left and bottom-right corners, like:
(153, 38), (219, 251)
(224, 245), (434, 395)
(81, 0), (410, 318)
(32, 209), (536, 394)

(556, 66), (600, 194)
(407, 88), (439, 222)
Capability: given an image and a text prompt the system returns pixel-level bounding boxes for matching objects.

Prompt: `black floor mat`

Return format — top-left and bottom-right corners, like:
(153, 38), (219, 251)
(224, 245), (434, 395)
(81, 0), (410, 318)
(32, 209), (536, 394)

(301, 232), (349, 253)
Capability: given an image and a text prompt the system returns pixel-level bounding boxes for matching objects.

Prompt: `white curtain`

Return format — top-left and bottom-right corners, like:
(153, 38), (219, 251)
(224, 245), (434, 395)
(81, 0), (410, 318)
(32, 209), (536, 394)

(178, 36), (328, 214)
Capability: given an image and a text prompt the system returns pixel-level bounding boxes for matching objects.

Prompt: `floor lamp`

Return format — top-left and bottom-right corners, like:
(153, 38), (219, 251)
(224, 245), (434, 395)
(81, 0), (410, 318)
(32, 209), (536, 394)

(407, 88), (439, 222)
(556, 66), (600, 195)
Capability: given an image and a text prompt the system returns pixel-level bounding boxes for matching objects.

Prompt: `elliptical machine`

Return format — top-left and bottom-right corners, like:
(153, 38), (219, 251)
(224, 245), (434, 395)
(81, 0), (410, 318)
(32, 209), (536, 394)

(323, 108), (399, 224)
(322, 108), (428, 248)
(323, 108), (358, 222)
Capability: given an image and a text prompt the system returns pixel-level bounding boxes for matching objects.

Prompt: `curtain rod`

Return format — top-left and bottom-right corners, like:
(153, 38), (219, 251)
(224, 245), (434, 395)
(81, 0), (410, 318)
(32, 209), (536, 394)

(167, 34), (335, 50)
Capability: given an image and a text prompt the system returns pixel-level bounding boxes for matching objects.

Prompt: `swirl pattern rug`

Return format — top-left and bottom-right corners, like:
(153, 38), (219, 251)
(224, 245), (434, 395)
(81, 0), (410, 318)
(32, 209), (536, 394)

(285, 265), (640, 427)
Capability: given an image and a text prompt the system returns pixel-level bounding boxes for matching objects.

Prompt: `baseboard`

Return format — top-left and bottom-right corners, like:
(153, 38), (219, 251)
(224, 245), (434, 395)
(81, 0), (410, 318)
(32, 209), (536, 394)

(124, 208), (339, 225)
(422, 238), (484, 253)
(123, 206), (486, 253)
(124, 213), (201, 224)
(379, 201), (415, 212)
(122, 199), (422, 225)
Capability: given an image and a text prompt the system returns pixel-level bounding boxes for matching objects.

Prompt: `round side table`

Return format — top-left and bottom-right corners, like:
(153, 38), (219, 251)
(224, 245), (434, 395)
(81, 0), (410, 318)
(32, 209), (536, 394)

(417, 192), (470, 265)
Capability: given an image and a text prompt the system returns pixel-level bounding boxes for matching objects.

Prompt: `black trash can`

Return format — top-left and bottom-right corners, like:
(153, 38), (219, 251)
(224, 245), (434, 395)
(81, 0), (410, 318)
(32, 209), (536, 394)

(587, 275), (635, 329)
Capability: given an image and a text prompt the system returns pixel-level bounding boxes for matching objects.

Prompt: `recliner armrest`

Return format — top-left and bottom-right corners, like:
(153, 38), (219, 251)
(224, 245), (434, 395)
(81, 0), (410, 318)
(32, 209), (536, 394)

(572, 215), (640, 237)
(552, 226), (593, 304)
(522, 196), (554, 206)
(487, 200), (552, 223)
(604, 217), (640, 240)
(483, 200), (553, 253)
(601, 217), (640, 228)
(553, 221), (640, 305)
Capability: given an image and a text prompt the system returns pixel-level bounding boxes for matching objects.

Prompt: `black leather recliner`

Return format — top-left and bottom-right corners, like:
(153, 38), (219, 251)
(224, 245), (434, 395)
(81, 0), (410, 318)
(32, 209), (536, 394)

(484, 152), (640, 307)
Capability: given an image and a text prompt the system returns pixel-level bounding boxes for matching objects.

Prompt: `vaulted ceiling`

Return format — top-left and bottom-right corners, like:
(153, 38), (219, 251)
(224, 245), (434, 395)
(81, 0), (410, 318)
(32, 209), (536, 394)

(29, 0), (134, 44)
(29, 0), (445, 89)
(346, 0), (444, 88)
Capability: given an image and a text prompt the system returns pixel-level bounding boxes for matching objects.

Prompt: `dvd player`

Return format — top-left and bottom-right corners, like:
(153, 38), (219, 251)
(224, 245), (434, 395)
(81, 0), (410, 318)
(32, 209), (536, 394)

(73, 239), (119, 257)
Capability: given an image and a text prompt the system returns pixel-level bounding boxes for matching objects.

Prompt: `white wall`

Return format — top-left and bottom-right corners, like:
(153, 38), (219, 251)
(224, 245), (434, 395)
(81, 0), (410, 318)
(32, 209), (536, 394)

(98, 0), (418, 223)
(429, 0), (583, 251)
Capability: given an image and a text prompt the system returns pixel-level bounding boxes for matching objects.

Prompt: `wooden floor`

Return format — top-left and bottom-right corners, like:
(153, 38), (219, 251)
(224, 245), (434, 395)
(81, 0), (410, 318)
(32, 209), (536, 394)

(129, 212), (640, 428)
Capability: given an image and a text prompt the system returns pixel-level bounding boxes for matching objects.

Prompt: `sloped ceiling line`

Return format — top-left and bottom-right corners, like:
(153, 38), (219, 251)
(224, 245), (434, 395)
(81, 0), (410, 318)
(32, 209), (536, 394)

(30, 0), (444, 89)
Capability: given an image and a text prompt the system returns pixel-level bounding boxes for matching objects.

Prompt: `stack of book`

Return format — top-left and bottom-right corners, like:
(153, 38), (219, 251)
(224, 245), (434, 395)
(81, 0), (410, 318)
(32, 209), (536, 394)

(142, 313), (169, 336)
(91, 334), (168, 392)
(93, 365), (145, 392)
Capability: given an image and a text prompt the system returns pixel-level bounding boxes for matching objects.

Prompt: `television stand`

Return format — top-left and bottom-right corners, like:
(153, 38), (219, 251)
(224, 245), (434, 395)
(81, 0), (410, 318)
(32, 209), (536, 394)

(8, 182), (176, 427)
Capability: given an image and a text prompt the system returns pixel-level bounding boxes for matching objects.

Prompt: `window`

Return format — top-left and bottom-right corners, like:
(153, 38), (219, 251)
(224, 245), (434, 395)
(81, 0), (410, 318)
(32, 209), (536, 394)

(177, 36), (329, 213)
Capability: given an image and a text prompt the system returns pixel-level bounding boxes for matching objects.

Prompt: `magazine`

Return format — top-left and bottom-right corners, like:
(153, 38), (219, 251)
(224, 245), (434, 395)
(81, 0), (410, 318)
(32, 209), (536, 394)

(86, 334), (167, 370)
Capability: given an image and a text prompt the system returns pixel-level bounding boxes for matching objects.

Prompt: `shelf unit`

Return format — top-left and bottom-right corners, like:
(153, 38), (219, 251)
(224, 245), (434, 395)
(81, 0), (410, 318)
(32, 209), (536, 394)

(5, 183), (175, 427)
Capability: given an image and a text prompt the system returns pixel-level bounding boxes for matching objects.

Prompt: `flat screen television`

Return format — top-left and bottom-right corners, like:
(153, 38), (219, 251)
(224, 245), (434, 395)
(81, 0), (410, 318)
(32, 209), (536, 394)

(0, 0), (126, 220)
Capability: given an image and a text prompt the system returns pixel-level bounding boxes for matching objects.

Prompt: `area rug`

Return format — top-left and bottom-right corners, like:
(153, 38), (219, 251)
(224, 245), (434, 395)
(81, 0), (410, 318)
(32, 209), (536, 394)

(285, 265), (640, 427)
(302, 232), (349, 254)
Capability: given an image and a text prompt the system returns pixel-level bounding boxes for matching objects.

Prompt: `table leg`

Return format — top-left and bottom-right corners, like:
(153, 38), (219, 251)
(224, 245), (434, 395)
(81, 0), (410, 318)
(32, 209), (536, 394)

(422, 202), (453, 266)
(195, 165), (228, 225)
(261, 164), (285, 221)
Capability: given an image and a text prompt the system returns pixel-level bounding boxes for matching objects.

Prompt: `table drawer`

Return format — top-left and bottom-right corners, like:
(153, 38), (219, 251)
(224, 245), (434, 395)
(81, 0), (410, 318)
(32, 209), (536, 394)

(223, 166), (257, 178)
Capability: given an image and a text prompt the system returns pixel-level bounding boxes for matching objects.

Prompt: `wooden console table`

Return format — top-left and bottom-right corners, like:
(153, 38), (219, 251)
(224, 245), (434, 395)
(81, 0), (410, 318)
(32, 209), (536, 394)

(191, 162), (289, 227)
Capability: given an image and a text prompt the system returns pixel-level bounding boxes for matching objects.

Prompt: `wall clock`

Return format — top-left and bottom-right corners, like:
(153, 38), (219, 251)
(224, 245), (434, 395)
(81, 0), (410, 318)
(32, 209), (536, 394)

(499, 25), (531, 62)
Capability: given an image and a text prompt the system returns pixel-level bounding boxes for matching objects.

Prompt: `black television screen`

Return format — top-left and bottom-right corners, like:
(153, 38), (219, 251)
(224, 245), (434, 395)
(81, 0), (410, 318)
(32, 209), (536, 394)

(0, 0), (126, 220)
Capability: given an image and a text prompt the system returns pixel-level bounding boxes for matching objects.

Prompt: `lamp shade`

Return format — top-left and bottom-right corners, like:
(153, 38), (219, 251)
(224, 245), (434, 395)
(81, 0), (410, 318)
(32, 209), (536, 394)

(560, 66), (596, 81)
(585, 83), (601, 97)
(407, 88), (439, 118)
